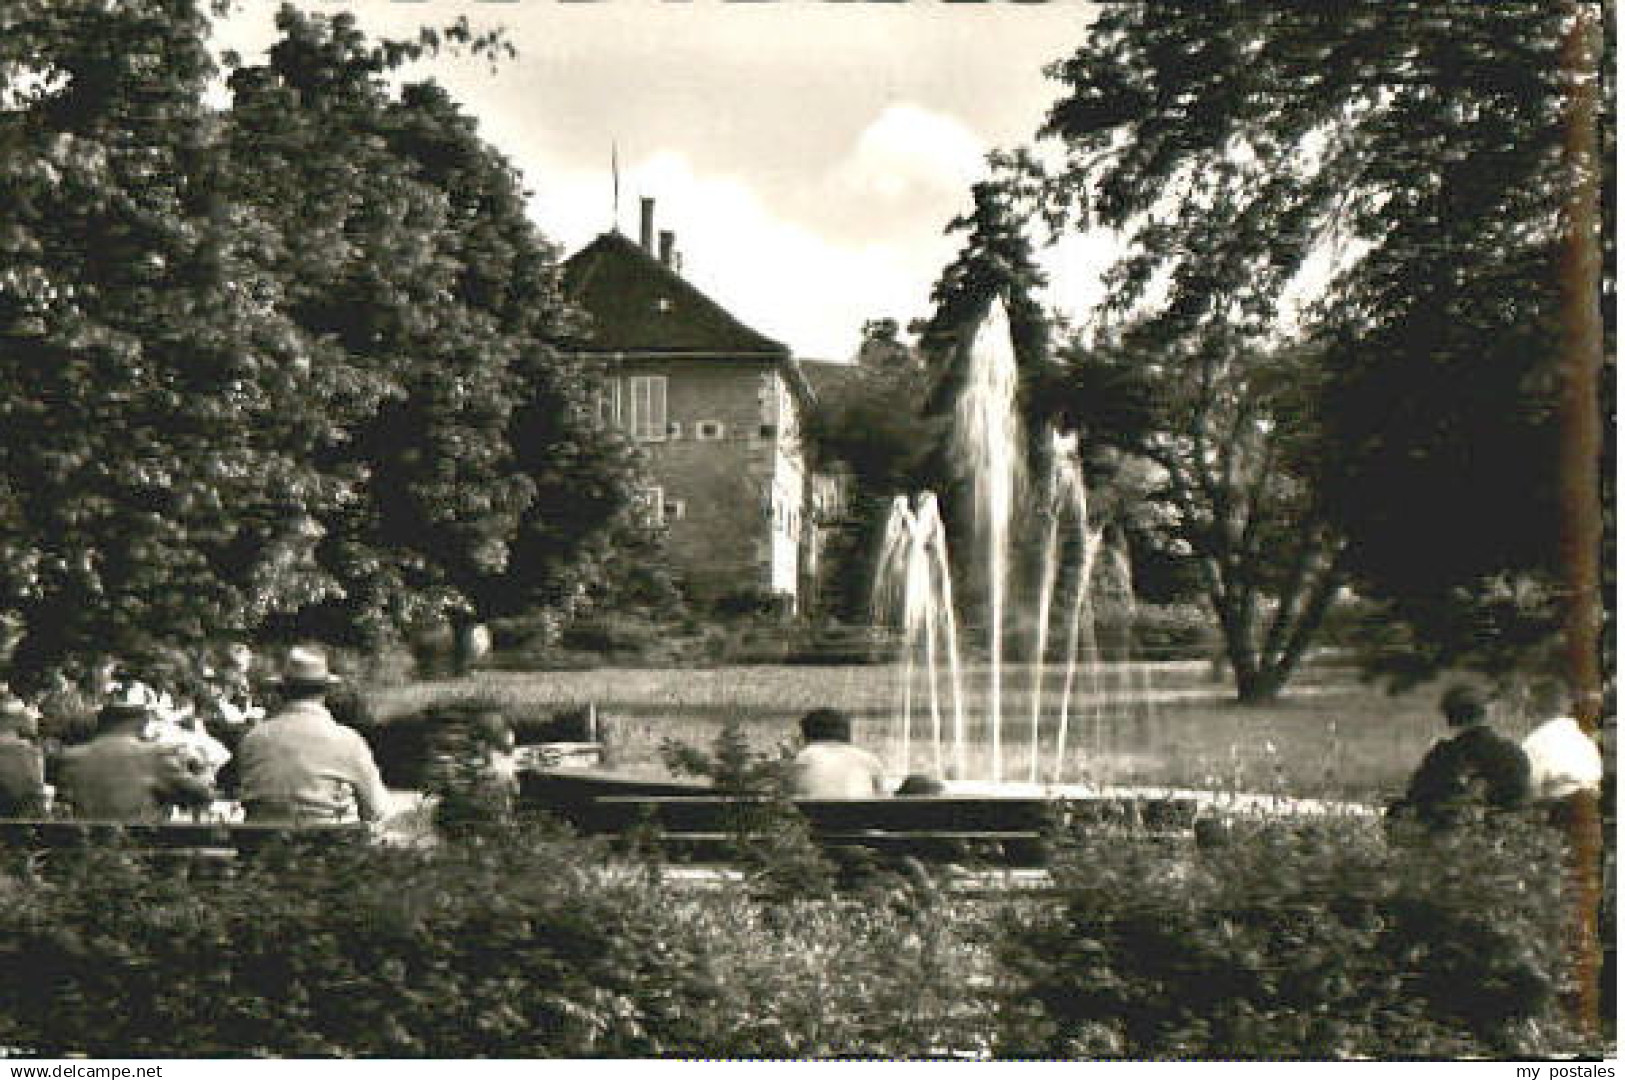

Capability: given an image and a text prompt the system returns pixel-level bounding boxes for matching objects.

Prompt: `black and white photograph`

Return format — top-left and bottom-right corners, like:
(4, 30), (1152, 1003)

(0, 0), (1613, 1062)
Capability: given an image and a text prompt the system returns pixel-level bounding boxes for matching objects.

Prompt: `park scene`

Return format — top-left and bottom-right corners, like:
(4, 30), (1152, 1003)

(0, 0), (1613, 1062)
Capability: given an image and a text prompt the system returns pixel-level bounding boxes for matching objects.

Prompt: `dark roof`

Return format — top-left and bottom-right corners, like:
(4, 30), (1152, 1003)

(798, 358), (865, 401)
(562, 231), (788, 357)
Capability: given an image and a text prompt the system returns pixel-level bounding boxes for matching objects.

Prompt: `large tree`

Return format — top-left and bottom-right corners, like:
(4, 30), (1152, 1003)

(1049, 325), (1344, 703)
(0, 0), (381, 685)
(220, 7), (645, 646)
(0, 1), (646, 683)
(1022, 1), (1610, 686)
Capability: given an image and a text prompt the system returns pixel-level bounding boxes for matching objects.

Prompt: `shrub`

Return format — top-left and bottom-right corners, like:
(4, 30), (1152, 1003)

(1119, 603), (1218, 662)
(558, 615), (664, 658)
(995, 815), (1588, 1059)
(660, 721), (838, 899)
(0, 834), (667, 1056)
(640, 890), (1004, 1058)
(0, 828), (997, 1058)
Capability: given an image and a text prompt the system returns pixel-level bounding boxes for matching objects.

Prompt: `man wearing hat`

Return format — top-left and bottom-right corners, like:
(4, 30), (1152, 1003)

(236, 646), (389, 825)
(58, 681), (216, 821)
(0, 691), (47, 817)
(1394, 683), (1532, 827)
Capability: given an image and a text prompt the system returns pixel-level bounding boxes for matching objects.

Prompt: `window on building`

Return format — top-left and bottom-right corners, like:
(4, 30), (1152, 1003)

(663, 499), (687, 523)
(666, 421), (683, 439)
(758, 423), (777, 439)
(696, 421), (725, 440)
(629, 375), (667, 441)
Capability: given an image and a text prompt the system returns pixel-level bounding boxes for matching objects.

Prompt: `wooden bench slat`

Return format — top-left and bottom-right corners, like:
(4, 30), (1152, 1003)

(581, 795), (1194, 832)
(0, 821), (368, 851)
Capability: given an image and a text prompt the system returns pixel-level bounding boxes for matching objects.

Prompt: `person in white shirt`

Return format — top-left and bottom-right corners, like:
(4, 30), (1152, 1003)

(787, 708), (888, 798)
(1520, 678), (1604, 826)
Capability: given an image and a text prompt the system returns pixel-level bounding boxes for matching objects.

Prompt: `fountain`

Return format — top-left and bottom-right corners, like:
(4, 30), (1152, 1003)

(518, 298), (1373, 829)
(871, 299), (1151, 792)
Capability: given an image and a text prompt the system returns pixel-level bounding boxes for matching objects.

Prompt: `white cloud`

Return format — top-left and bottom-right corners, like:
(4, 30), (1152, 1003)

(834, 104), (989, 203)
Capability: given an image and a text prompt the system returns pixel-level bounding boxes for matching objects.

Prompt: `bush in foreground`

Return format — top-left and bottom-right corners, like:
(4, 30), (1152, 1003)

(0, 815), (1597, 1058)
(996, 815), (1588, 1059)
(0, 828), (994, 1058)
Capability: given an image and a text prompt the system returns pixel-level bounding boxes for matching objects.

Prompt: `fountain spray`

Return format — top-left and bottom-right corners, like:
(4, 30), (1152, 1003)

(953, 300), (1024, 782)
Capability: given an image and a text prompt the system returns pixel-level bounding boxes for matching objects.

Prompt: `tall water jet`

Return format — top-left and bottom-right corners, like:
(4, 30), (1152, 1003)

(952, 300), (1024, 783)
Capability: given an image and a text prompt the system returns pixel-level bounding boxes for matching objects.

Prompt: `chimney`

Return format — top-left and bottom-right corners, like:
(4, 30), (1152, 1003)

(659, 230), (676, 268)
(639, 197), (655, 254)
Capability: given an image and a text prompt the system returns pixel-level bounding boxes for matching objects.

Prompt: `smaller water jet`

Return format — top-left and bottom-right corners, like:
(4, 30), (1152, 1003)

(871, 492), (966, 780)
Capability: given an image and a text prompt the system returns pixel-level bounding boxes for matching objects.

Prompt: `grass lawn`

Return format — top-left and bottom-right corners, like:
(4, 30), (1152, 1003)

(371, 661), (1543, 803)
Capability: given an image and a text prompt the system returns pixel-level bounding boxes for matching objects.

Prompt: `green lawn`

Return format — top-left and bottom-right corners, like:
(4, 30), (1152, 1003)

(371, 661), (1539, 802)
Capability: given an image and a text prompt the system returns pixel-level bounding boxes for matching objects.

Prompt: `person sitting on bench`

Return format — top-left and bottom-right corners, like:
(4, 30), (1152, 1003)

(236, 647), (388, 826)
(58, 681), (215, 821)
(0, 692), (47, 818)
(1391, 683), (1531, 828)
(787, 708), (888, 798)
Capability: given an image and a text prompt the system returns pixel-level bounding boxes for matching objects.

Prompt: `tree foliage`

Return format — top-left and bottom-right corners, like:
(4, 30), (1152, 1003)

(1049, 327), (1343, 702)
(0, 1), (644, 684)
(1018, 1), (1612, 685)
(221, 7), (642, 644)
(802, 327), (941, 620)
(0, 0), (365, 680)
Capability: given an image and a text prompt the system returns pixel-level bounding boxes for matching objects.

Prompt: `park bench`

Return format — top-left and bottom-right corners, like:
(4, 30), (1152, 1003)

(520, 768), (1198, 867)
(0, 820), (369, 866)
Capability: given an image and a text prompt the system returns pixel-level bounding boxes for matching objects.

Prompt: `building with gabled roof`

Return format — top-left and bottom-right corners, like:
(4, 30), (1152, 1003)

(562, 201), (826, 609)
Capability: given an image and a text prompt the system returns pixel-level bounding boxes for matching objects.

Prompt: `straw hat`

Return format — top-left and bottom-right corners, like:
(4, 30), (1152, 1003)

(272, 646), (342, 688)
(105, 680), (161, 716)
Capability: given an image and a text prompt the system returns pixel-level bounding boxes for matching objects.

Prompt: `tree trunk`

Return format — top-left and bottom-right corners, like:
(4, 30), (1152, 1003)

(1216, 552), (1342, 706)
(449, 613), (491, 677)
(1234, 664), (1288, 705)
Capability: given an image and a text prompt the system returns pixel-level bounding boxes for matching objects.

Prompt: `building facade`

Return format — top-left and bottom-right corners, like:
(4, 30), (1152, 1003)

(563, 206), (823, 609)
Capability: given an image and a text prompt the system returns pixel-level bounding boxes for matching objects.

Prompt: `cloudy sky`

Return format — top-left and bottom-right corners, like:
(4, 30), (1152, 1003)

(213, 1), (1111, 360)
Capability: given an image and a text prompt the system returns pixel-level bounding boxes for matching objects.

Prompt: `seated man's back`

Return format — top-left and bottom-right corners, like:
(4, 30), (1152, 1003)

(1401, 686), (1531, 826)
(237, 650), (387, 825)
(788, 740), (888, 798)
(237, 704), (388, 823)
(60, 732), (213, 821)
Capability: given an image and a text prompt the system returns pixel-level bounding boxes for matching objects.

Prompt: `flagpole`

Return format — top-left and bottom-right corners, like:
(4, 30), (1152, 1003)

(611, 141), (621, 233)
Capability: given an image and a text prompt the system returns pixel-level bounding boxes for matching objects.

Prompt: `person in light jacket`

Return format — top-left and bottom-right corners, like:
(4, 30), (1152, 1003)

(236, 647), (388, 825)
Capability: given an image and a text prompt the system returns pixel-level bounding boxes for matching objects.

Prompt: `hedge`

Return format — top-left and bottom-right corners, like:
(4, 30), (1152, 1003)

(0, 815), (1599, 1058)
(0, 829), (994, 1058)
(995, 814), (1592, 1059)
